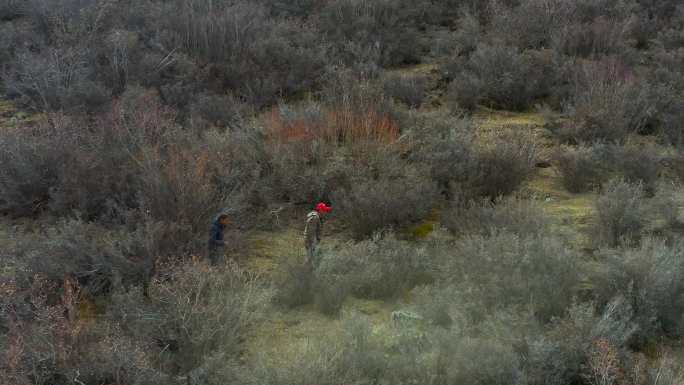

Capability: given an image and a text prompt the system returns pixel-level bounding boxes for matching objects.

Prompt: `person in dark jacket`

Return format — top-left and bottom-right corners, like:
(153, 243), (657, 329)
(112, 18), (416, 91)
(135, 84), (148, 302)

(208, 212), (230, 265)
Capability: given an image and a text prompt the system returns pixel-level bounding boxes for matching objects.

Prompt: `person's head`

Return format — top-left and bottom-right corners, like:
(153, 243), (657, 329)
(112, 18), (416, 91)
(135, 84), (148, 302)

(315, 202), (332, 217)
(218, 213), (230, 226)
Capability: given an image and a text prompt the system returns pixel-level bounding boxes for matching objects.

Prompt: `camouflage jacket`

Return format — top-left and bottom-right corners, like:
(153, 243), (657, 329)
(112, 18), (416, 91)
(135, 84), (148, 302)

(304, 211), (321, 247)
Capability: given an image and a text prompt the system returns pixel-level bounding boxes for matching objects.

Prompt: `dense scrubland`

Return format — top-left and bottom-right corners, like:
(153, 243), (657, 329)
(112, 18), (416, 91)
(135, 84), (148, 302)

(1, 0), (684, 384)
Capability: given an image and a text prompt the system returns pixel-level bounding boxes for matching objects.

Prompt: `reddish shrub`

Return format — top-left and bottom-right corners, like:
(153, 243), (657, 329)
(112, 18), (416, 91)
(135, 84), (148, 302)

(264, 105), (399, 146)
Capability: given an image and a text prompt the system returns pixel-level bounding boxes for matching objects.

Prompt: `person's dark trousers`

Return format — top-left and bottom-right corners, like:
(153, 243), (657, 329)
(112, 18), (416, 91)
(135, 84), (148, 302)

(208, 246), (225, 266)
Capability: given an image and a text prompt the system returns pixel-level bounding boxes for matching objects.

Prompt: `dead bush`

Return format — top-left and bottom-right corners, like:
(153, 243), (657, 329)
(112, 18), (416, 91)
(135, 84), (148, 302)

(0, 122), (63, 217)
(160, 1), (327, 107)
(382, 73), (427, 108)
(1, 274), (171, 385)
(189, 92), (247, 131)
(5, 47), (109, 113)
(122, 260), (272, 375)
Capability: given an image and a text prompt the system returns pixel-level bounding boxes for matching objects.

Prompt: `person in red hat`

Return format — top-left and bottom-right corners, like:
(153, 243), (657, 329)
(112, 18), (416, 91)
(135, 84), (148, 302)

(304, 202), (332, 269)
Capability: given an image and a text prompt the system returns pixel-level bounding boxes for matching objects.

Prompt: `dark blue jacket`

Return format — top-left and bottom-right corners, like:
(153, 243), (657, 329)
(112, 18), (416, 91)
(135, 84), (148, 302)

(208, 217), (226, 250)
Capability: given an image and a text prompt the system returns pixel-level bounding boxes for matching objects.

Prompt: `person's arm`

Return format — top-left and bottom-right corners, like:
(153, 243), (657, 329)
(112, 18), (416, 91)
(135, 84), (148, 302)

(316, 217), (322, 242)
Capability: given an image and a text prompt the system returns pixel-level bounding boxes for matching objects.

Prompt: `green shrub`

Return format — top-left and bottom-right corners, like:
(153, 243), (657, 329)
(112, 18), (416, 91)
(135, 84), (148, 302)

(555, 59), (656, 144)
(670, 152), (684, 183)
(413, 125), (538, 200)
(160, 1), (327, 107)
(273, 259), (314, 308)
(318, 0), (423, 66)
(555, 144), (609, 193)
(441, 196), (549, 238)
(434, 233), (581, 322)
(136, 260), (271, 373)
(12, 218), (154, 296)
(606, 145), (663, 195)
(446, 45), (558, 111)
(590, 238), (684, 344)
(592, 179), (646, 247)
(354, 235), (429, 298)
(251, 312), (383, 385)
(555, 144), (664, 194)
(315, 234), (427, 302)
(189, 92), (247, 130)
(466, 131), (539, 199)
(441, 337), (523, 385)
(537, 299), (637, 385)
(334, 162), (438, 239)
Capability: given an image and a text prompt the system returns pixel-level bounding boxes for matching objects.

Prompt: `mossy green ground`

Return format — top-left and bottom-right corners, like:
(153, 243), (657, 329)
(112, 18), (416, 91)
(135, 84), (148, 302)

(0, 99), (43, 128)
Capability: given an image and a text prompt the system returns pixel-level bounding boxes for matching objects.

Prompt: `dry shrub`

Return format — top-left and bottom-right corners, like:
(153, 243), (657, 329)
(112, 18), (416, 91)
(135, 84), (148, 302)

(555, 144), (664, 195)
(275, 234), (428, 314)
(441, 196), (549, 238)
(670, 152), (684, 183)
(261, 79), (402, 206)
(555, 144), (608, 193)
(318, 0), (423, 66)
(556, 58), (656, 144)
(466, 130), (538, 199)
(0, 121), (62, 217)
(11, 218), (155, 296)
(138, 144), (228, 253)
(383, 73), (427, 108)
(273, 260), (314, 309)
(592, 179), (646, 247)
(583, 338), (624, 385)
(334, 165), (439, 239)
(412, 121), (538, 200)
(265, 72), (399, 150)
(264, 102), (399, 147)
(0, 89), (176, 220)
(1, 274), (169, 385)
(433, 233), (581, 323)
(160, 1), (327, 107)
(144, 260), (271, 373)
(445, 45), (559, 111)
(591, 238), (684, 345)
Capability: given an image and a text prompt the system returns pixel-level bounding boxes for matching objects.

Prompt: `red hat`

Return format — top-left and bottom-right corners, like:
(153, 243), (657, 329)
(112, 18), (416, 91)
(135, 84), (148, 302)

(315, 202), (332, 213)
